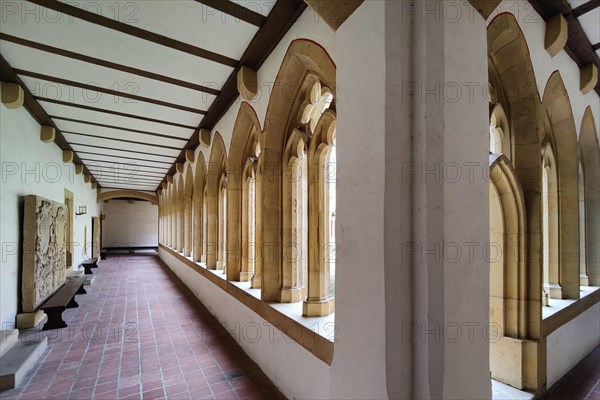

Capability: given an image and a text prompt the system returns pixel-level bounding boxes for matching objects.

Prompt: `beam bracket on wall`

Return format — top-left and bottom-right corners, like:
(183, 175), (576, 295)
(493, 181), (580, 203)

(75, 164), (84, 175)
(237, 66), (258, 100)
(176, 163), (184, 174)
(40, 126), (56, 143)
(199, 128), (211, 147)
(1, 82), (24, 109)
(91, 182), (97, 189)
(162, 182), (168, 189)
(84, 174), (91, 183)
(303, 0), (364, 31)
(580, 64), (598, 95)
(167, 175), (174, 184)
(63, 150), (74, 163)
(545, 13), (568, 57)
(157, 189), (162, 196)
(185, 149), (195, 163)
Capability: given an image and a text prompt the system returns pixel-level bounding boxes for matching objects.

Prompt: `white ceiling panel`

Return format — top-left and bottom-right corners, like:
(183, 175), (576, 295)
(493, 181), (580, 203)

(64, 134), (181, 157)
(18, 76), (204, 127)
(234, 0), (276, 16)
(54, 120), (188, 148)
(77, 153), (172, 169)
(0, 41), (217, 111)
(56, 0), (259, 60)
(1, 2), (234, 86)
(71, 143), (176, 161)
(37, 100), (194, 138)
(578, 9), (600, 45)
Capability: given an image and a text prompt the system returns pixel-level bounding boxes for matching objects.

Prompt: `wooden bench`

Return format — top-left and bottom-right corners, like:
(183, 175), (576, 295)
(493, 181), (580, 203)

(81, 257), (98, 274)
(40, 276), (87, 330)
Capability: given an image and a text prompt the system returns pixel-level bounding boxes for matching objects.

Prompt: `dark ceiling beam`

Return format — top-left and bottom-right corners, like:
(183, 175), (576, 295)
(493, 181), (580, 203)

(0, 54), (101, 186)
(82, 160), (169, 173)
(69, 142), (178, 158)
(76, 150), (175, 166)
(0, 33), (221, 96)
(37, 97), (197, 129)
(527, 0), (600, 96)
(50, 116), (189, 141)
(158, 0), (308, 190)
(572, 0), (600, 16)
(61, 131), (183, 151)
(593, 43), (600, 51)
(101, 186), (160, 191)
(14, 69), (207, 115)
(26, 0), (238, 67)
(194, 0), (266, 27)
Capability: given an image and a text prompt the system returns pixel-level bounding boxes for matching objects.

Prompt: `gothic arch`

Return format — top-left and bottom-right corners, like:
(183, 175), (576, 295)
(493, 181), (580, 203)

(226, 102), (263, 281)
(177, 175), (185, 253)
(97, 190), (158, 204)
(193, 152), (206, 263)
(579, 107), (600, 286)
(261, 39), (336, 302)
(489, 154), (528, 386)
(488, 12), (543, 339)
(206, 132), (227, 269)
(184, 164), (194, 257)
(541, 71), (580, 299)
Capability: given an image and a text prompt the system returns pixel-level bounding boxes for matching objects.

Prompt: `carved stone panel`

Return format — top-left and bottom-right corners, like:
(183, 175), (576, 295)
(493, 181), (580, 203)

(92, 216), (101, 258)
(22, 195), (67, 312)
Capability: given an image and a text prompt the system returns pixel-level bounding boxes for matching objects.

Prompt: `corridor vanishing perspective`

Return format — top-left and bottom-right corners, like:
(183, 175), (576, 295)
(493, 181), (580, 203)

(0, 255), (284, 400)
(1, 1), (599, 399)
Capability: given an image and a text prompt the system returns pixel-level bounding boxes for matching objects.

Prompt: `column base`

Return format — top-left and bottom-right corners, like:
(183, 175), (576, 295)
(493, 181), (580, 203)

(544, 283), (562, 299)
(216, 260), (226, 271)
(201, 255), (207, 263)
(280, 287), (305, 303)
(240, 271), (254, 282)
(580, 274), (589, 286)
(251, 275), (261, 289)
(303, 297), (335, 316)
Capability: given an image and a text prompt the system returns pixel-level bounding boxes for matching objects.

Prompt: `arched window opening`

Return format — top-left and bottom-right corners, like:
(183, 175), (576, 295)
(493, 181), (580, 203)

(326, 139), (337, 298)
(303, 79), (337, 317)
(217, 174), (227, 273)
(202, 187), (208, 264)
(489, 104), (510, 159)
(241, 159), (257, 281)
(281, 135), (308, 303)
(542, 144), (561, 300)
(579, 161), (588, 286)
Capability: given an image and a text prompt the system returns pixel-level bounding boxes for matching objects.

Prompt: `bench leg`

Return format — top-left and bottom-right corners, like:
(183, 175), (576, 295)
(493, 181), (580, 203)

(77, 285), (87, 295)
(42, 307), (67, 330)
(66, 296), (79, 309)
(83, 265), (93, 274)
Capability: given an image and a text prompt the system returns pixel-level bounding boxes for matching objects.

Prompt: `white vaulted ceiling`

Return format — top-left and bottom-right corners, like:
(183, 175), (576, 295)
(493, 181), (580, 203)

(0, 0), (303, 192)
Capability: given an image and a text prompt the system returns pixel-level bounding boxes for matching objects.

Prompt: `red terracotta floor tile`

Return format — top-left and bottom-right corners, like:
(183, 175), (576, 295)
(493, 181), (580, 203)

(0, 255), (284, 400)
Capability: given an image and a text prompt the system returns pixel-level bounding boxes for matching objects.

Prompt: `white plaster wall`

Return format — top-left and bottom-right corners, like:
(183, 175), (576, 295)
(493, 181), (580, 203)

(546, 303), (600, 387)
(488, 2), (600, 138)
(101, 200), (158, 247)
(0, 88), (100, 326)
(159, 248), (331, 400)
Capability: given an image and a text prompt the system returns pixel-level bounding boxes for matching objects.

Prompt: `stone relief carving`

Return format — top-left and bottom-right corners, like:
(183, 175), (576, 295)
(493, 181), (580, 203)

(22, 195), (67, 312)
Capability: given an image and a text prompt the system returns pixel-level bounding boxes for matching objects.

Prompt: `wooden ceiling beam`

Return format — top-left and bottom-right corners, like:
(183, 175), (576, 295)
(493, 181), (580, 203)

(26, 0), (238, 67)
(194, 0), (266, 27)
(61, 131), (183, 151)
(572, 0), (600, 17)
(36, 97), (197, 129)
(14, 69), (207, 114)
(0, 33), (221, 95)
(51, 116), (189, 142)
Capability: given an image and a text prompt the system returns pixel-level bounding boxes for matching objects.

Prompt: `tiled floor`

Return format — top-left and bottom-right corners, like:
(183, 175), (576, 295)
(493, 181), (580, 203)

(545, 345), (600, 400)
(0, 254), (285, 400)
